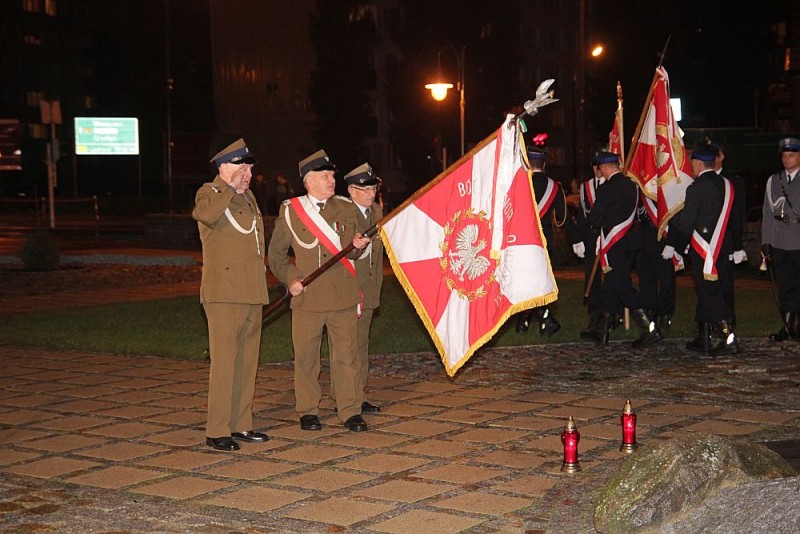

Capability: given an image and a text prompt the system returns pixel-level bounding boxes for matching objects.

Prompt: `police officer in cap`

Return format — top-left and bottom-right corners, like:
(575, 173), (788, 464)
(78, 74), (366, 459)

(268, 150), (371, 432)
(193, 138), (270, 451)
(586, 151), (663, 347)
(762, 137), (800, 340)
(516, 145), (564, 336)
(669, 144), (739, 355)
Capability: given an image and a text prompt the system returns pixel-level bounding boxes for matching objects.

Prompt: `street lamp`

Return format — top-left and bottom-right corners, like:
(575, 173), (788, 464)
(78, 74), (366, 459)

(425, 45), (466, 157)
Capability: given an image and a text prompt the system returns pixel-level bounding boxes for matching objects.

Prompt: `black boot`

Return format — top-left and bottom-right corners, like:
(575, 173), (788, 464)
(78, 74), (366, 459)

(711, 320), (740, 355)
(515, 311), (533, 333)
(686, 322), (711, 354)
(580, 312), (602, 341)
(585, 312), (612, 345)
(535, 307), (561, 337)
(631, 309), (664, 348)
(658, 314), (672, 332)
(769, 312), (796, 341)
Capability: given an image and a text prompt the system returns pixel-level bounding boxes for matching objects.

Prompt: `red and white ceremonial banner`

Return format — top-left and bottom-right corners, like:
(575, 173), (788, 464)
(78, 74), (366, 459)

(627, 67), (692, 238)
(609, 107), (624, 160)
(380, 114), (558, 376)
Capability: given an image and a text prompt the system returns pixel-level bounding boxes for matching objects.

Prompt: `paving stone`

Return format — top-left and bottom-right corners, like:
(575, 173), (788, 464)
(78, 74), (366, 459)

(426, 408), (500, 424)
(646, 402), (722, 416)
(381, 420), (461, 437)
(352, 479), (457, 503)
(399, 382), (464, 394)
(0, 409), (60, 425)
(145, 410), (206, 425)
(379, 403), (442, 417)
(0, 450), (41, 466)
(473, 449), (550, 469)
(2, 457), (100, 478)
(491, 474), (558, 496)
(202, 486), (310, 513)
(393, 440), (484, 458)
(49, 399), (117, 414)
(523, 434), (607, 454)
(137, 451), (228, 470)
(85, 421), (169, 439)
(449, 427), (532, 444)
(66, 465), (167, 489)
(541, 405), (616, 421)
(267, 444), (357, 464)
(76, 442), (167, 461)
(409, 394), (482, 408)
(336, 452), (431, 473)
(273, 468), (375, 492)
(413, 464), (510, 484)
(0, 394), (65, 408)
(323, 431), (410, 449)
(201, 459), (299, 480)
(283, 496), (395, 526)
(14, 434), (107, 453)
(721, 409), (799, 425)
(476, 400), (549, 413)
(142, 428), (203, 447)
(513, 391), (584, 404)
(96, 405), (168, 419)
(369, 509), (485, 533)
(431, 491), (532, 515)
(488, 415), (565, 431)
(131, 476), (234, 500)
(681, 420), (765, 436)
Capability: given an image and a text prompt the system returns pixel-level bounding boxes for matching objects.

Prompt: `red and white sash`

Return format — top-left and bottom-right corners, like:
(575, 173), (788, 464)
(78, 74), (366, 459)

(599, 202), (637, 273)
(538, 178), (559, 216)
(288, 197), (356, 277)
(581, 179), (598, 217)
(690, 179), (733, 281)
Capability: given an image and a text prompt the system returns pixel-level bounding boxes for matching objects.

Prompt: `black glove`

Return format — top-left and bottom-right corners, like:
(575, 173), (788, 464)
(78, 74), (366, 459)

(762, 243), (773, 261)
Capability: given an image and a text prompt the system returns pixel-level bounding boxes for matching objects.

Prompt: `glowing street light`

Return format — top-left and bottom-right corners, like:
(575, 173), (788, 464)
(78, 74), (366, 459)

(425, 45), (466, 156)
(591, 44), (604, 57)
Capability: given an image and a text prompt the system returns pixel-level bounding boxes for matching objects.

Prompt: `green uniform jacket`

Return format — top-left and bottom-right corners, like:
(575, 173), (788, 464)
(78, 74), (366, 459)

(354, 202), (384, 310)
(268, 195), (361, 312)
(192, 176), (269, 304)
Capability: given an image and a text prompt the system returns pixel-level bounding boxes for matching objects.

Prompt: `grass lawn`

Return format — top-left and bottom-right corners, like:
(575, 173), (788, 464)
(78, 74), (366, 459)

(0, 271), (779, 364)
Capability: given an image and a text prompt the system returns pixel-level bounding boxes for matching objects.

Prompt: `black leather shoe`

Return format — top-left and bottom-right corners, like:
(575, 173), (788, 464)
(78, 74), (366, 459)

(231, 430), (269, 443)
(361, 401), (381, 413)
(299, 415), (322, 431)
(206, 436), (240, 451)
(344, 414), (368, 432)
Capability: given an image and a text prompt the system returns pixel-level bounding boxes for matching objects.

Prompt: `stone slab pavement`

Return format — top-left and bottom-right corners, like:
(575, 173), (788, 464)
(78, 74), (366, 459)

(0, 338), (798, 533)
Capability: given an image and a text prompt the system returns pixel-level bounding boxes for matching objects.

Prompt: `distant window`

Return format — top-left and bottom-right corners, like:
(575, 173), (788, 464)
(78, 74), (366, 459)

(45, 0), (56, 15)
(28, 123), (46, 139)
(22, 0), (42, 13)
(26, 91), (44, 106)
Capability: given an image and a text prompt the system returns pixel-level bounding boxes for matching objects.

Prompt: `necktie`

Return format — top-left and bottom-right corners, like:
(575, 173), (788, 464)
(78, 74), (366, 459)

(365, 207), (372, 226)
(316, 202), (325, 212)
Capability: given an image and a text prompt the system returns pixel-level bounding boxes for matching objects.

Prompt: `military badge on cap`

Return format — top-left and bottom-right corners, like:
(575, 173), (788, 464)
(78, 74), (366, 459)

(344, 163), (380, 187)
(779, 137), (800, 152)
(210, 138), (256, 168)
(299, 149), (336, 177)
(526, 146), (548, 162)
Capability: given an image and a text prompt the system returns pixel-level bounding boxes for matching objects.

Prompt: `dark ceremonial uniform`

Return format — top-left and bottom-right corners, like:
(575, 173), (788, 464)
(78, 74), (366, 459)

(762, 137), (800, 340)
(586, 155), (662, 348)
(193, 149), (269, 446)
(268, 195), (363, 422)
(717, 166), (746, 327)
(635, 194), (676, 331)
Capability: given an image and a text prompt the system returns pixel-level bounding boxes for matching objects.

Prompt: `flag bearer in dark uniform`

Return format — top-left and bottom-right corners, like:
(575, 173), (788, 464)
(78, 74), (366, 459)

(761, 137), (800, 340)
(330, 162), (384, 414)
(711, 141), (747, 328)
(516, 146), (564, 336)
(670, 144), (739, 355)
(586, 151), (663, 348)
(268, 150), (371, 432)
(635, 193), (677, 332)
(193, 138), (269, 451)
(568, 155), (607, 339)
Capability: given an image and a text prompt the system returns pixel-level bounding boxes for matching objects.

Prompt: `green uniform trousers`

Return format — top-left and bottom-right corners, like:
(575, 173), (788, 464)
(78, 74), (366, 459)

(292, 307), (360, 421)
(203, 302), (262, 438)
(330, 307), (373, 406)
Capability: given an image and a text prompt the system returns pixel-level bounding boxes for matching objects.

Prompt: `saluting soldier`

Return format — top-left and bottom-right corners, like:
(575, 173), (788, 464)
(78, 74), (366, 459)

(329, 162), (384, 414)
(761, 137), (800, 340)
(586, 151), (663, 348)
(669, 144), (739, 354)
(268, 150), (371, 432)
(193, 138), (269, 451)
(516, 146), (563, 336)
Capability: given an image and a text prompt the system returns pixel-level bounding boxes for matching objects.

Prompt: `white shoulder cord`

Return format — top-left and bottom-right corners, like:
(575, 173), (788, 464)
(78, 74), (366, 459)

(224, 207), (260, 255)
(285, 208), (319, 250)
(766, 175), (786, 212)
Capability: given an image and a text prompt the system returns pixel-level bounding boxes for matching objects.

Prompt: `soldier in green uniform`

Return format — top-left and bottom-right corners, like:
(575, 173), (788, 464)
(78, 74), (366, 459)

(329, 162), (383, 413)
(192, 138), (270, 451)
(268, 150), (371, 432)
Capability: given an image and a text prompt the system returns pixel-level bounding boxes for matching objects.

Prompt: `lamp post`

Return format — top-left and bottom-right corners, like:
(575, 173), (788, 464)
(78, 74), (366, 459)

(425, 45), (466, 157)
(39, 99), (61, 229)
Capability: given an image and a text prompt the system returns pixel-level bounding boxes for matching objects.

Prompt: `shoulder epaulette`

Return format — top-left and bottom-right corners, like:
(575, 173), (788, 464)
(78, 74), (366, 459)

(333, 195), (352, 203)
(204, 183), (222, 193)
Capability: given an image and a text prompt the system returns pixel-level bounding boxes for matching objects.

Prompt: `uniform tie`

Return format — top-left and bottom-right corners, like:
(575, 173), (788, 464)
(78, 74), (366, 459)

(365, 207), (373, 226)
(316, 202), (325, 212)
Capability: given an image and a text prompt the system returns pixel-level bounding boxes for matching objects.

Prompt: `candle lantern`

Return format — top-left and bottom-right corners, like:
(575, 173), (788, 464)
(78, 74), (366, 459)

(619, 399), (638, 453)
(560, 416), (582, 473)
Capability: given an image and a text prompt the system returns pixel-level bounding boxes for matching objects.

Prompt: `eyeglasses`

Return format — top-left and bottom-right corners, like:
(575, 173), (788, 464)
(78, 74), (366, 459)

(350, 184), (380, 193)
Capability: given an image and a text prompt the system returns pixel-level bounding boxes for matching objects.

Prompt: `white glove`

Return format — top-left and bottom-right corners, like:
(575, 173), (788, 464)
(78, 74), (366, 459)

(572, 242), (585, 259)
(732, 249), (747, 264)
(661, 245), (675, 260)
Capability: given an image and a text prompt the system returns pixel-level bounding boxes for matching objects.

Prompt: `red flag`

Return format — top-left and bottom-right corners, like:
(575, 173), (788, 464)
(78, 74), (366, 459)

(627, 67), (692, 238)
(609, 108), (623, 158)
(380, 115), (558, 376)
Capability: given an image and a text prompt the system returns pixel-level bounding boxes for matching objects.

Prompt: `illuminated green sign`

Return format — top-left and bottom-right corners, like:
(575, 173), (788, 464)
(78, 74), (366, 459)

(75, 117), (139, 155)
